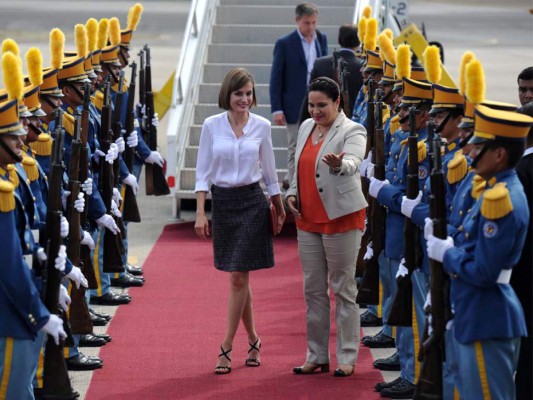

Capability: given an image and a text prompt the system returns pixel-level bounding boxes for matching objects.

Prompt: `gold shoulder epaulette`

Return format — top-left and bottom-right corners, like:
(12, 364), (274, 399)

(111, 83), (119, 92)
(62, 112), (75, 136)
(6, 164), (19, 188)
(390, 115), (400, 133)
(400, 138), (408, 146)
(382, 105), (390, 125)
(32, 133), (53, 156)
(481, 182), (513, 219)
(91, 90), (104, 111)
(417, 139), (427, 163)
(0, 179), (15, 213)
(471, 174), (485, 200)
(447, 152), (468, 184)
(21, 156), (39, 182)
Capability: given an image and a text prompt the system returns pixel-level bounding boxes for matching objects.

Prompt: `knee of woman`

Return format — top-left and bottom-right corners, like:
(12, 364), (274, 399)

(230, 272), (248, 288)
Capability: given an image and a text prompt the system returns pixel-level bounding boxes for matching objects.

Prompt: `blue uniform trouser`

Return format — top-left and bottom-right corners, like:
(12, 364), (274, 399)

(0, 337), (36, 400)
(397, 325), (415, 383)
(30, 331), (46, 389)
(444, 328), (461, 399)
(379, 255), (401, 338)
(412, 270), (429, 384)
(89, 227), (111, 297)
(451, 326), (520, 400)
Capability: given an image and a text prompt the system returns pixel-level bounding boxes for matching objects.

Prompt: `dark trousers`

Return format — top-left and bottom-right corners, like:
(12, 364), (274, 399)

(516, 335), (532, 400)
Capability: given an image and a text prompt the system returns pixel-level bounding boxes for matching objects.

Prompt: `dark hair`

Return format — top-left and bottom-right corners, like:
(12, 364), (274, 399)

(338, 24), (359, 49)
(486, 140), (525, 168)
(218, 68), (257, 110)
(308, 77), (340, 101)
(517, 101), (533, 141)
(517, 66), (533, 82)
(295, 3), (319, 18)
(449, 108), (465, 118)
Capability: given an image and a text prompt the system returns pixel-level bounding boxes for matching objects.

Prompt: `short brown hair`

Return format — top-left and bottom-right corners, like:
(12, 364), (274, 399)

(218, 68), (257, 110)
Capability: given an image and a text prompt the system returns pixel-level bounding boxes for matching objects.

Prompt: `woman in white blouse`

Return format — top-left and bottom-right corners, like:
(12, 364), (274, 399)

(195, 68), (286, 374)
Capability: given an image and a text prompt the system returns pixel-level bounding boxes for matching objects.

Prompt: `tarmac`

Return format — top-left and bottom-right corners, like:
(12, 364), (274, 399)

(0, 0), (531, 398)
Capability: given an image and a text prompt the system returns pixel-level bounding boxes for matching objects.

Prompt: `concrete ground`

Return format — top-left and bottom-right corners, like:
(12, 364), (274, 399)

(0, 0), (531, 398)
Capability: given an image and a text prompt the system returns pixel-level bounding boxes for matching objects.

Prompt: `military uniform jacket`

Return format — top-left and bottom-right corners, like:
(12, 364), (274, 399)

(443, 169), (528, 344)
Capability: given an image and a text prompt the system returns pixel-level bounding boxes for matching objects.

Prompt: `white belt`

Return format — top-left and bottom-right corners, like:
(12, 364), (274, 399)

(497, 269), (512, 284)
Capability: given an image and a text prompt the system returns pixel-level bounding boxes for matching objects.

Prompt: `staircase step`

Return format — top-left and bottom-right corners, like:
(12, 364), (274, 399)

(203, 63), (272, 84)
(216, 5), (355, 25)
(189, 123), (288, 147)
(211, 24), (339, 45)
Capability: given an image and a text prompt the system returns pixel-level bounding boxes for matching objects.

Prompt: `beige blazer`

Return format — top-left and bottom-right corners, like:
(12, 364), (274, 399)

(286, 111), (368, 220)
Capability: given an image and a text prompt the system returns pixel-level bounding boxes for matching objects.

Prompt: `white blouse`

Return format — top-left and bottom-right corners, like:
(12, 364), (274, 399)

(195, 111), (281, 196)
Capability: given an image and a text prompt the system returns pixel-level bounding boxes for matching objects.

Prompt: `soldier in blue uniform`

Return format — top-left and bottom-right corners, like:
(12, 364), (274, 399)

(427, 104), (533, 399)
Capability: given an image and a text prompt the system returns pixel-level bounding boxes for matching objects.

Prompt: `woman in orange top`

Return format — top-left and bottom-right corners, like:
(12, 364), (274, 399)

(286, 77), (367, 377)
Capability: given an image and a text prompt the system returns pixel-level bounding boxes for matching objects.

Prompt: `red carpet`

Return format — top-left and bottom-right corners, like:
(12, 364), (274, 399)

(86, 223), (383, 399)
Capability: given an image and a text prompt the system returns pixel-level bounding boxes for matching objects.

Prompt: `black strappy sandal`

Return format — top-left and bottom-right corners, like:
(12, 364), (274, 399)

(215, 346), (232, 374)
(245, 338), (261, 367)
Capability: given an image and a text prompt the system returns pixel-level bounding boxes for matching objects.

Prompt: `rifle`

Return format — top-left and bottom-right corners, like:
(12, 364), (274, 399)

(66, 113), (93, 335)
(138, 48), (147, 143)
(122, 61), (141, 222)
(356, 83), (382, 306)
(338, 59), (351, 117)
(332, 49), (340, 84)
(388, 106), (420, 326)
(100, 78), (125, 273)
(143, 44), (170, 196)
(414, 122), (446, 399)
(41, 108), (78, 400)
(79, 81), (98, 289)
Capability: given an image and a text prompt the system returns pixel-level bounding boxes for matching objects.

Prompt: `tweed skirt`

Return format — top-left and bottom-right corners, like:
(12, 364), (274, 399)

(211, 182), (274, 272)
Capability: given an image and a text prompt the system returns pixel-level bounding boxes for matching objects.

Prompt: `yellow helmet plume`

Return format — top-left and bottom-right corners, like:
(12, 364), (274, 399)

(459, 51), (476, 95)
(25, 48), (43, 86)
(50, 28), (65, 70)
(86, 18), (98, 52)
(358, 17), (367, 46)
(378, 33), (396, 65)
(2, 52), (23, 101)
(382, 28), (394, 40)
(362, 5), (372, 18)
(466, 59), (485, 105)
(364, 18), (378, 52)
(396, 44), (411, 80)
(127, 3), (144, 31)
(109, 17), (121, 46)
(97, 19), (109, 50)
(1, 38), (19, 56)
(75, 24), (88, 58)
(423, 45), (442, 84)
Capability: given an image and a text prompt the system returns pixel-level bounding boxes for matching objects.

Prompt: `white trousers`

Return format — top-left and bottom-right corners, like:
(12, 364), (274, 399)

(297, 228), (363, 365)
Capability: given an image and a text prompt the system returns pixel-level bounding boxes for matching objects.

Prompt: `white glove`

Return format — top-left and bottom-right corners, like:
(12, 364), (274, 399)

(112, 187), (123, 205)
(60, 216), (69, 239)
(152, 113), (159, 127)
(401, 191), (423, 219)
(427, 235), (454, 263)
(359, 151), (375, 178)
(36, 247), (47, 265)
(41, 315), (67, 345)
(424, 292), (433, 335)
(105, 143), (119, 164)
(122, 173), (139, 195)
(424, 217), (434, 241)
(81, 230), (95, 250)
(126, 130), (138, 148)
(110, 199), (122, 218)
(363, 242), (374, 261)
(81, 178), (93, 196)
(54, 245), (67, 272)
(115, 136), (126, 153)
(65, 266), (88, 289)
(74, 192), (85, 213)
(95, 214), (120, 235)
(396, 258), (409, 278)
(136, 102), (144, 116)
(92, 149), (105, 164)
(145, 151), (164, 168)
(58, 285), (71, 312)
(369, 177), (390, 198)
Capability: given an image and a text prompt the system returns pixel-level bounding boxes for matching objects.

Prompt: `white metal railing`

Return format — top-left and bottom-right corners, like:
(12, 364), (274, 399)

(165, 0), (218, 218)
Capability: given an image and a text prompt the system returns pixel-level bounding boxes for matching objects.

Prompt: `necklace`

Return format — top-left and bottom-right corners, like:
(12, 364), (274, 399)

(314, 125), (329, 145)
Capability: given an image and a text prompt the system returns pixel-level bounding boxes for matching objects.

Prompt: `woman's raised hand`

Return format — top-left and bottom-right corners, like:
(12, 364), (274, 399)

(321, 151), (345, 169)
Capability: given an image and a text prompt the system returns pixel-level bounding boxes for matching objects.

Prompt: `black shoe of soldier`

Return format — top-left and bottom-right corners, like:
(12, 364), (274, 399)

(90, 290), (131, 306)
(125, 263), (144, 276)
(380, 378), (416, 398)
(362, 331), (396, 348)
(79, 333), (107, 347)
(373, 351), (400, 371)
(110, 273), (144, 288)
(89, 307), (112, 321)
(375, 376), (403, 392)
(65, 353), (103, 371)
(360, 310), (383, 327)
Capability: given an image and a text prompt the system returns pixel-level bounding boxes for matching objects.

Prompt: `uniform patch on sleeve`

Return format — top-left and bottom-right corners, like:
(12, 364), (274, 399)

(418, 165), (428, 180)
(483, 221), (498, 238)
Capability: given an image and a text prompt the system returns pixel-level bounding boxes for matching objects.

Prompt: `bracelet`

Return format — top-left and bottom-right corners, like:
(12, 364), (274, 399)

(332, 165), (341, 172)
